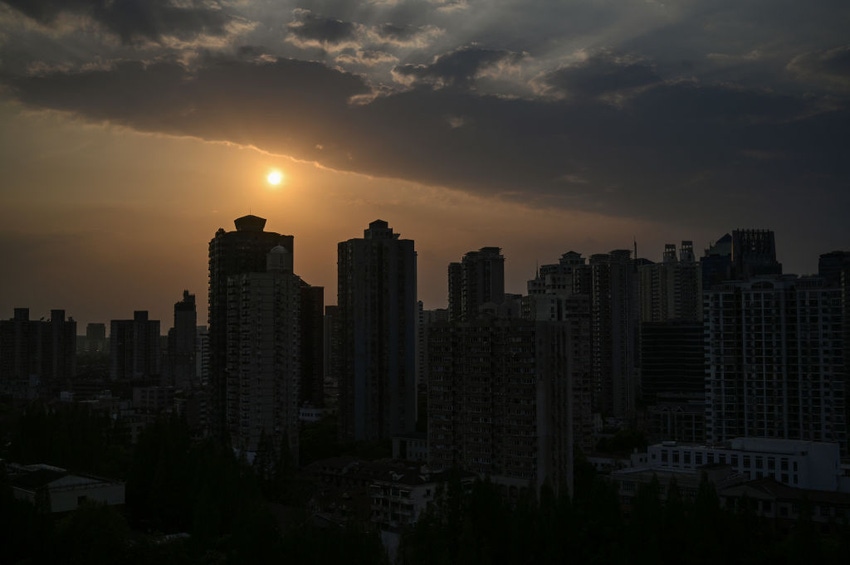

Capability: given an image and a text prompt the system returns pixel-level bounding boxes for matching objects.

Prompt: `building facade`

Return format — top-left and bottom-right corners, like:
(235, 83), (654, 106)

(705, 276), (847, 454)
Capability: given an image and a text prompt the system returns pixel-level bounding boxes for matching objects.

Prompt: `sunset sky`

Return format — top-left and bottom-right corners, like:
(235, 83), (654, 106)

(1, 0), (848, 330)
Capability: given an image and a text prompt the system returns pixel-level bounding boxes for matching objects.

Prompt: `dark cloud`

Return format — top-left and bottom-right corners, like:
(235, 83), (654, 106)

(0, 0), (233, 43)
(287, 9), (357, 45)
(393, 45), (525, 88)
(538, 52), (661, 100)
(3, 51), (848, 231)
(788, 45), (850, 90)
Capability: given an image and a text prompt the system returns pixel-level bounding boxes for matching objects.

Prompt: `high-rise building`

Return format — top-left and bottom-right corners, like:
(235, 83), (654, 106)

(337, 220), (417, 442)
(0, 308), (76, 398)
(527, 251), (587, 296)
(167, 290), (197, 389)
(705, 276), (846, 454)
(589, 250), (639, 419)
(448, 247), (505, 322)
(299, 283), (324, 408)
(638, 242), (705, 442)
(639, 241), (702, 323)
(208, 215), (294, 440)
(85, 323), (107, 354)
(110, 311), (160, 381)
(225, 246), (301, 457)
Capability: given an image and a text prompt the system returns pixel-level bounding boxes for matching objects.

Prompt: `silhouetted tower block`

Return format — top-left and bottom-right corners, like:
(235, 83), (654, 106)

(0, 308), (76, 398)
(337, 220), (417, 442)
(167, 290), (197, 389)
(300, 283), (324, 408)
(589, 250), (639, 419)
(110, 311), (160, 381)
(448, 247), (505, 322)
(208, 215), (294, 441)
(85, 323), (106, 353)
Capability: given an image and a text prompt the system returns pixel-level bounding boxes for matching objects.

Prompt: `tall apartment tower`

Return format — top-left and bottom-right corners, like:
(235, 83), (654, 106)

(638, 242), (705, 442)
(639, 241), (702, 323)
(299, 284), (324, 408)
(448, 247), (505, 322)
(589, 250), (639, 419)
(167, 290), (197, 389)
(225, 246), (301, 457)
(208, 215), (294, 441)
(337, 220), (417, 442)
(0, 308), (76, 398)
(110, 311), (160, 381)
(705, 276), (847, 454)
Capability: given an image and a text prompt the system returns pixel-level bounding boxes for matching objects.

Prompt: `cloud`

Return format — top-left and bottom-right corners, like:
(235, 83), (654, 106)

(0, 0), (235, 44)
(4, 51), (847, 235)
(534, 51), (661, 101)
(392, 45), (526, 88)
(788, 45), (850, 91)
(369, 22), (443, 49)
(286, 9), (359, 51)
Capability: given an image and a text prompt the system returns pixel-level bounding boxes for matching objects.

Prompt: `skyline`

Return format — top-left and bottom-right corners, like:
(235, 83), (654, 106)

(1, 0), (848, 328)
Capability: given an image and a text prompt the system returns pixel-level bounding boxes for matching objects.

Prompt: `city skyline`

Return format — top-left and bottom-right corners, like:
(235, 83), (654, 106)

(1, 1), (848, 328)
(0, 215), (844, 330)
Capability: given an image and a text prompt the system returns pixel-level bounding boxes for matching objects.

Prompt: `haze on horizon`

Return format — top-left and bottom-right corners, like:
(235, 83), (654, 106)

(0, 0), (847, 328)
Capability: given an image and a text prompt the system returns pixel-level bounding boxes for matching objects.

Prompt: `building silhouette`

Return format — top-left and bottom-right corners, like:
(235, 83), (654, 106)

(208, 215), (294, 441)
(448, 247), (505, 322)
(637, 241), (705, 442)
(0, 308), (76, 398)
(110, 311), (160, 381)
(337, 220), (417, 442)
(589, 250), (639, 420)
(167, 290), (197, 389)
(84, 323), (107, 354)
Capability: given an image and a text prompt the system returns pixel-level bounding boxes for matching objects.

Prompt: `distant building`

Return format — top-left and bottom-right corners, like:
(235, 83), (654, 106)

(84, 323), (107, 354)
(337, 220), (417, 442)
(110, 311), (160, 381)
(638, 241), (701, 323)
(448, 247), (505, 322)
(0, 308), (76, 398)
(299, 283), (325, 409)
(700, 229), (782, 290)
(589, 250), (639, 419)
(167, 290), (197, 389)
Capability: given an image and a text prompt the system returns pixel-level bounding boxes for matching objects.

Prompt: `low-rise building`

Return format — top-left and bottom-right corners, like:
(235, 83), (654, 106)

(8, 463), (125, 513)
(645, 438), (843, 491)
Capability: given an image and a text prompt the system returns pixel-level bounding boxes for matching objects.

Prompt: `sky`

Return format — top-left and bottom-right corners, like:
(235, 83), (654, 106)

(0, 0), (848, 330)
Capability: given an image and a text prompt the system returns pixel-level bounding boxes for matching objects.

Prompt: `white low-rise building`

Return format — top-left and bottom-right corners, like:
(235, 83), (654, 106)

(645, 438), (842, 492)
(9, 463), (125, 513)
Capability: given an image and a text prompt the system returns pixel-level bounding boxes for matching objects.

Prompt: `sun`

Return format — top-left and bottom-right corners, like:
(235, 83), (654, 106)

(266, 170), (284, 186)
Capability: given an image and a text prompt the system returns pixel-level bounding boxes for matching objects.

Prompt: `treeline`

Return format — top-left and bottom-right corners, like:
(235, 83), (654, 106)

(0, 403), (387, 565)
(399, 467), (850, 565)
